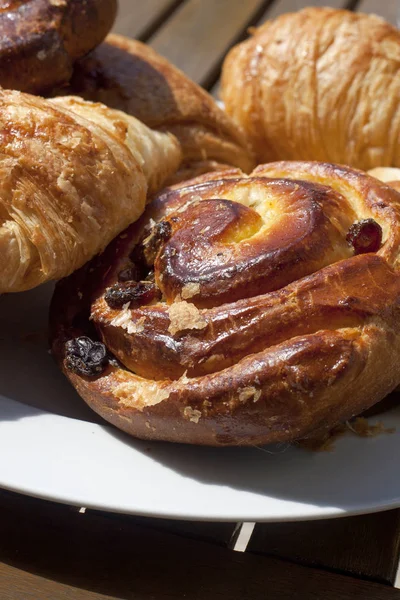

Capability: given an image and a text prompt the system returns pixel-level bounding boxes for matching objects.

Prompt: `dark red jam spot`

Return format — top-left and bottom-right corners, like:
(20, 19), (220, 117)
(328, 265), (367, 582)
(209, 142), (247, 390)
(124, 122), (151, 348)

(105, 281), (161, 309)
(346, 219), (382, 255)
(65, 336), (108, 377)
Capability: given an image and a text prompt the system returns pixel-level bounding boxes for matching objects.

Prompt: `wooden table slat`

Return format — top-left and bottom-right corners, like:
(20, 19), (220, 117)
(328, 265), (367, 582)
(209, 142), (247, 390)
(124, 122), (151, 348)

(113, 0), (185, 41)
(248, 509), (400, 585)
(92, 512), (236, 548)
(0, 489), (235, 548)
(148, 0), (272, 88)
(0, 564), (112, 600)
(356, 0), (399, 24)
(1, 491), (400, 600)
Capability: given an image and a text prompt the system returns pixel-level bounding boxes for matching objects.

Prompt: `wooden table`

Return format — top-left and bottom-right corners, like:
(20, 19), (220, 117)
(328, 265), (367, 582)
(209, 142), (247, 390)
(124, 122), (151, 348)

(3, 1), (400, 598)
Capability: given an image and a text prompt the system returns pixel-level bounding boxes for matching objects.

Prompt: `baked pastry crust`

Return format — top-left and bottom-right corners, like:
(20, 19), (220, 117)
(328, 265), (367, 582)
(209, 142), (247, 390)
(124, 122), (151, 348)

(221, 8), (400, 171)
(0, 0), (117, 93)
(51, 161), (400, 446)
(0, 89), (181, 294)
(56, 33), (254, 181)
(368, 167), (400, 193)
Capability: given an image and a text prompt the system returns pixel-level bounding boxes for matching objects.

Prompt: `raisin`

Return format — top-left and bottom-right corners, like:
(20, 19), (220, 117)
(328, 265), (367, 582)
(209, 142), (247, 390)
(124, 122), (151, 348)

(105, 281), (161, 309)
(65, 336), (108, 377)
(346, 219), (382, 254)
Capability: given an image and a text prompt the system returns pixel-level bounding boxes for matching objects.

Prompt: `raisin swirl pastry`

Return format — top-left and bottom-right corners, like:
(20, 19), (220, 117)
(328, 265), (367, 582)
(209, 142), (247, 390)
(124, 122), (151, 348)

(51, 162), (400, 446)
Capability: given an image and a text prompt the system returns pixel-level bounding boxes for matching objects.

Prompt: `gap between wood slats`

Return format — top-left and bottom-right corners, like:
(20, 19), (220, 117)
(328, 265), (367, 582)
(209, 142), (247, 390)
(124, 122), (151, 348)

(229, 522), (256, 552)
(148, 0), (276, 90)
(112, 0), (186, 41)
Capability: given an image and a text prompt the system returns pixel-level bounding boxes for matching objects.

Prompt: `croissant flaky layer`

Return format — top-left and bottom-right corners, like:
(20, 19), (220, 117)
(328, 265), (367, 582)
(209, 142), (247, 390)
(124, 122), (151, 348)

(0, 89), (181, 293)
(51, 162), (400, 446)
(55, 33), (254, 181)
(221, 8), (400, 171)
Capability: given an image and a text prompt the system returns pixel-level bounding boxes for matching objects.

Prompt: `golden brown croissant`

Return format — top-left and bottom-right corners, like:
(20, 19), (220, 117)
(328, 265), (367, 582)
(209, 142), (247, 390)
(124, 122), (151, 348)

(221, 8), (400, 171)
(51, 161), (400, 446)
(54, 33), (254, 182)
(0, 0), (117, 93)
(0, 89), (181, 294)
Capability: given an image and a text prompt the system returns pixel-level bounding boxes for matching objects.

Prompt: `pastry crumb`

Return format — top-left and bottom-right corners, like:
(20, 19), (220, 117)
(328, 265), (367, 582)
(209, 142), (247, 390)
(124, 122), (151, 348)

(238, 386), (262, 403)
(181, 282), (200, 300)
(168, 301), (207, 335)
(115, 379), (169, 410)
(179, 370), (190, 384)
(110, 304), (146, 334)
(299, 417), (395, 452)
(346, 417), (395, 437)
(183, 406), (202, 423)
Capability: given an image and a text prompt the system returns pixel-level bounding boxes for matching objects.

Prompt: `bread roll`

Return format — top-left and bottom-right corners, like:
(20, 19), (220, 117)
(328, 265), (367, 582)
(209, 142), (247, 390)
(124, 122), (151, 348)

(0, 0), (117, 93)
(56, 33), (254, 182)
(221, 8), (400, 171)
(51, 161), (400, 446)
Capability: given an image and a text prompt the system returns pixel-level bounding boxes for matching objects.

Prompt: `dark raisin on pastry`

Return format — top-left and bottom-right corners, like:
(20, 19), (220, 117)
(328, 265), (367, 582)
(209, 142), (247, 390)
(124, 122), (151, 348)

(104, 281), (161, 309)
(346, 219), (382, 254)
(65, 336), (108, 377)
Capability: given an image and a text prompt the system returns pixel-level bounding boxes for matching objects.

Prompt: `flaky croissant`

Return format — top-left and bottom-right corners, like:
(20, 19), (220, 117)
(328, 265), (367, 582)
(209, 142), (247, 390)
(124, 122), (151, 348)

(0, 89), (181, 294)
(54, 33), (254, 182)
(51, 161), (400, 446)
(221, 8), (400, 171)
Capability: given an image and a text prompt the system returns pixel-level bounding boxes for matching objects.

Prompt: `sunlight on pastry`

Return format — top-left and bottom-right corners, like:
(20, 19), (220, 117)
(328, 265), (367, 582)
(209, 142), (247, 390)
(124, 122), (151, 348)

(221, 7), (400, 171)
(51, 161), (400, 446)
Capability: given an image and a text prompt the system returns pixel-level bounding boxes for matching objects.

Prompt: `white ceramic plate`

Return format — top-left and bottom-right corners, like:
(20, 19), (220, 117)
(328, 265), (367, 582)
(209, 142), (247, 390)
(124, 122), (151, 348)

(1, 283), (400, 522)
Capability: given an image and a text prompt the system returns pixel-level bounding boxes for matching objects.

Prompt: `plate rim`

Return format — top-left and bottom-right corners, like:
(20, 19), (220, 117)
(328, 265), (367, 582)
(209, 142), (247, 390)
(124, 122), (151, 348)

(1, 396), (400, 523)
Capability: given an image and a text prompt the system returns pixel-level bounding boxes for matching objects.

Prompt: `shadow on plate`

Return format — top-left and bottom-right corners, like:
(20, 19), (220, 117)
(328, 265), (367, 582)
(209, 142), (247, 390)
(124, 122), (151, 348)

(0, 283), (101, 423)
(99, 395), (400, 514)
(2, 282), (400, 514)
